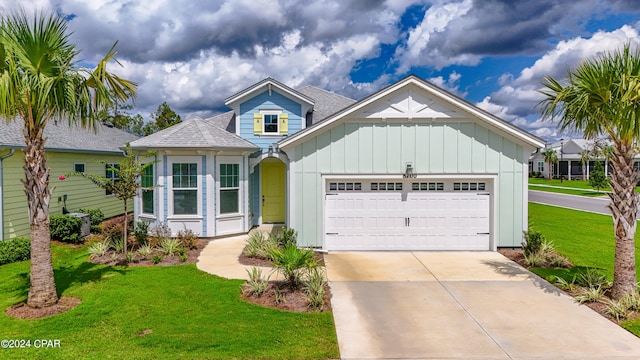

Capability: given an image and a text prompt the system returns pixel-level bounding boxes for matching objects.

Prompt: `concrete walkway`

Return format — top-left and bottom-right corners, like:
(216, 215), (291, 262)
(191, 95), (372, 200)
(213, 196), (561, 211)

(327, 251), (640, 360)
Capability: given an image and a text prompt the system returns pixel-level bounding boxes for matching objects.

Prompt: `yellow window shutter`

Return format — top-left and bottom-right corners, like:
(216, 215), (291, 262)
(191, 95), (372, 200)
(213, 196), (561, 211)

(279, 113), (288, 134)
(253, 113), (262, 134)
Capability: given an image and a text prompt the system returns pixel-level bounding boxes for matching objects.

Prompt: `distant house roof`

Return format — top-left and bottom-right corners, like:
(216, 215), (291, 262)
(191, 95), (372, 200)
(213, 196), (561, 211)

(129, 116), (258, 151)
(0, 119), (139, 154)
(297, 85), (357, 125)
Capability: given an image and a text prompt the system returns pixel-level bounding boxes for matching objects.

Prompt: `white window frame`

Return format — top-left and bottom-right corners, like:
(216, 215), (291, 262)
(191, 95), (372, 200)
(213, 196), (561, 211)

(219, 163), (240, 215)
(140, 163), (155, 216)
(261, 110), (281, 135)
(537, 161), (544, 172)
(169, 158), (200, 217)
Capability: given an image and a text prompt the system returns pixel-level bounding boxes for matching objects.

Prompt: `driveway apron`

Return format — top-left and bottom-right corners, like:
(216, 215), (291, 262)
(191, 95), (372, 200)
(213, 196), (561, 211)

(326, 251), (640, 359)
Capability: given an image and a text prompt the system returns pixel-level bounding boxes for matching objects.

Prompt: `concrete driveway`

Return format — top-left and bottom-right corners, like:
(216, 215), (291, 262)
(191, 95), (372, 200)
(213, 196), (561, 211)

(326, 251), (640, 359)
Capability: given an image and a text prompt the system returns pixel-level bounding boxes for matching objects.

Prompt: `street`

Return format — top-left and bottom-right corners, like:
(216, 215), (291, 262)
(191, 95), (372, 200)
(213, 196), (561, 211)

(529, 189), (611, 215)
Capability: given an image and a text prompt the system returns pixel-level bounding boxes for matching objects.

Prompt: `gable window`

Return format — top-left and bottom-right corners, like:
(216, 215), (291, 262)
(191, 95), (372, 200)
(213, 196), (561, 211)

(141, 165), (154, 215)
(105, 163), (119, 196)
(254, 111), (288, 135)
(264, 114), (279, 133)
(74, 163), (85, 174)
(537, 161), (544, 172)
(220, 164), (239, 214)
(172, 163), (197, 215)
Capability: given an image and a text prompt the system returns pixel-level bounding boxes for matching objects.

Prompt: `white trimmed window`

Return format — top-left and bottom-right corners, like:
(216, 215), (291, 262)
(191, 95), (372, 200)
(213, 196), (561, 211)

(172, 163), (198, 215)
(537, 161), (544, 172)
(219, 163), (239, 214)
(141, 164), (154, 215)
(253, 110), (288, 135)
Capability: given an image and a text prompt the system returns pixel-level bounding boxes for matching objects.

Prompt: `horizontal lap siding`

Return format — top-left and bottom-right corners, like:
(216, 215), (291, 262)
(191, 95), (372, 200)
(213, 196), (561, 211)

(3, 152), (129, 239)
(239, 90), (302, 151)
(290, 121), (526, 248)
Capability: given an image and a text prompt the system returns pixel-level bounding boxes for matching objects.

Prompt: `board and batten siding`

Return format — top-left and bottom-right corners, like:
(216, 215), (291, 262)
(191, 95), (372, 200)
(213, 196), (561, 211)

(2, 151), (129, 239)
(238, 90), (303, 150)
(289, 121), (528, 248)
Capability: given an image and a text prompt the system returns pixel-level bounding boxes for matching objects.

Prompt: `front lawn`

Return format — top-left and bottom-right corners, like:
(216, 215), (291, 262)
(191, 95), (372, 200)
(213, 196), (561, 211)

(528, 202), (640, 334)
(528, 178), (608, 196)
(0, 243), (338, 359)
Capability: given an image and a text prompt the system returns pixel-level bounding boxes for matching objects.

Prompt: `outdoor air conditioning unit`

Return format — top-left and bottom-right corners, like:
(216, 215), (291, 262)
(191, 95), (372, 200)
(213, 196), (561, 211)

(68, 213), (91, 237)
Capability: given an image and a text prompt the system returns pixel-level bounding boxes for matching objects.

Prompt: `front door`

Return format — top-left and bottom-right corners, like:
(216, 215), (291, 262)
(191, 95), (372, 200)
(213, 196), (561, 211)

(261, 161), (285, 223)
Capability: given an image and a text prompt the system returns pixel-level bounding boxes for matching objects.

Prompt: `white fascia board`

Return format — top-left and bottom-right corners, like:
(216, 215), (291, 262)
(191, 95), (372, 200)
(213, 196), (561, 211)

(224, 79), (315, 107)
(279, 76), (545, 150)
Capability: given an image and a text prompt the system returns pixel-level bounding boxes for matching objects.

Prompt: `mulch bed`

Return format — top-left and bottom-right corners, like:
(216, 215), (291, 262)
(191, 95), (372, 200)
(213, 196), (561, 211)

(239, 248), (331, 313)
(89, 240), (208, 266)
(498, 248), (639, 324)
(5, 297), (81, 319)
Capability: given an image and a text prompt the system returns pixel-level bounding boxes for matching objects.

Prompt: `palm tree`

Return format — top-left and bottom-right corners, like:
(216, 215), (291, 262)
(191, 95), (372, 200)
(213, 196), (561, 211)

(543, 149), (558, 179)
(578, 150), (590, 181)
(0, 11), (136, 308)
(538, 45), (640, 300)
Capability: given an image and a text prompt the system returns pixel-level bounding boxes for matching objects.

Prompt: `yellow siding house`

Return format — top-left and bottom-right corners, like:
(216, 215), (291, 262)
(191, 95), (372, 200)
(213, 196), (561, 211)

(0, 120), (139, 240)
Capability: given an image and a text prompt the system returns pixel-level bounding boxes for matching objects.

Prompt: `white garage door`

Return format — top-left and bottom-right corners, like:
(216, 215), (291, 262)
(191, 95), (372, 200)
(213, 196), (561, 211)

(325, 180), (491, 251)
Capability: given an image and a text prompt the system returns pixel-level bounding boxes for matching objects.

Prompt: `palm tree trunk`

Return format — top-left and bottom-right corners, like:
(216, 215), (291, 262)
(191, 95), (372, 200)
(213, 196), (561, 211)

(608, 141), (638, 300)
(23, 132), (58, 307)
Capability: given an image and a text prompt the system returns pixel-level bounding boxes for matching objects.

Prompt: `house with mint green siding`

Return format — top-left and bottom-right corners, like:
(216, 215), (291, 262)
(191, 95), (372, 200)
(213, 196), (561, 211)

(130, 75), (544, 250)
(0, 120), (138, 240)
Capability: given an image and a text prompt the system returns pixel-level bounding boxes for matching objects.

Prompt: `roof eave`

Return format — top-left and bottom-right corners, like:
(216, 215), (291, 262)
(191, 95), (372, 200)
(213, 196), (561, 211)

(279, 75), (545, 149)
(224, 78), (315, 107)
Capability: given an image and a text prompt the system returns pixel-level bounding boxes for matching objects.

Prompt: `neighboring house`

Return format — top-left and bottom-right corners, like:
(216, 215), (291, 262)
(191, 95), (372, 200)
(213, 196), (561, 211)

(529, 138), (627, 180)
(131, 75), (544, 250)
(0, 120), (139, 240)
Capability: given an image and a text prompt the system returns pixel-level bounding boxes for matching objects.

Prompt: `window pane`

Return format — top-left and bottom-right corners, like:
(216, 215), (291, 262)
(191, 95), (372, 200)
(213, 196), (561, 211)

(264, 114), (278, 133)
(142, 165), (153, 187)
(75, 163), (85, 173)
(220, 189), (239, 214)
(220, 164), (239, 188)
(173, 190), (197, 215)
(142, 190), (154, 214)
(173, 163), (197, 188)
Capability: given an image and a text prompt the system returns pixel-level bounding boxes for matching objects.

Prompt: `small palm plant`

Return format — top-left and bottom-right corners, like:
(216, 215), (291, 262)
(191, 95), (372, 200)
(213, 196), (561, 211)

(269, 244), (317, 286)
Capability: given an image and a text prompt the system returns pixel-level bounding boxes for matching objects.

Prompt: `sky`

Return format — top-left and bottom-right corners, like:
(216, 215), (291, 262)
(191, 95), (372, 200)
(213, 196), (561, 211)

(3, 0), (640, 143)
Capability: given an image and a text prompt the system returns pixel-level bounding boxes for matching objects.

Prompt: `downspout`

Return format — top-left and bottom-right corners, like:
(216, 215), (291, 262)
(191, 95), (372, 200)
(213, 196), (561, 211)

(0, 149), (16, 241)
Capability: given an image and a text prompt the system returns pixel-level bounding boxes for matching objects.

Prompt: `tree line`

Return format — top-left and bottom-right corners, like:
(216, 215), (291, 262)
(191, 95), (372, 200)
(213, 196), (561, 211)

(98, 100), (182, 136)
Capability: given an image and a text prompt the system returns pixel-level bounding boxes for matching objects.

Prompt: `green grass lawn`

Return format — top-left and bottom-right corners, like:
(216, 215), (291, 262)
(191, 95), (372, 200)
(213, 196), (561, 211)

(0, 244), (338, 359)
(529, 178), (640, 196)
(528, 202), (640, 334)
(529, 178), (597, 189)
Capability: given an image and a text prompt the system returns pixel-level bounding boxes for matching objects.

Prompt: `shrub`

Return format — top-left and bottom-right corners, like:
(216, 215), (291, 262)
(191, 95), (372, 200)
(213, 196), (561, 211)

(576, 268), (610, 289)
(0, 237), (30, 265)
(111, 237), (126, 254)
(176, 228), (199, 250)
(160, 238), (181, 256)
(245, 267), (269, 297)
(78, 208), (104, 233)
(125, 251), (137, 263)
(87, 240), (111, 260)
(101, 217), (125, 243)
(553, 276), (577, 292)
(269, 244), (317, 285)
(620, 291), (640, 312)
(277, 227), (298, 248)
(50, 215), (83, 244)
(575, 286), (605, 304)
(137, 244), (153, 258)
(244, 232), (267, 258)
(304, 267), (326, 311)
(605, 298), (630, 321)
(133, 221), (150, 247)
(151, 254), (163, 264)
(179, 253), (188, 262)
(273, 287), (286, 304)
(522, 229), (545, 257)
(149, 222), (172, 247)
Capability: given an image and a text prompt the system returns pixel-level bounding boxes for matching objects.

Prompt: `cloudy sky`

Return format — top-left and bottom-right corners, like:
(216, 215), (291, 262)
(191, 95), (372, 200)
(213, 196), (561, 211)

(4, 0), (640, 142)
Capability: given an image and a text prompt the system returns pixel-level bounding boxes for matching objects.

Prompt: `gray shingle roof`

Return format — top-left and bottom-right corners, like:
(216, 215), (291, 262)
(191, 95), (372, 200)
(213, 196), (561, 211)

(129, 116), (258, 151)
(0, 118), (139, 154)
(205, 111), (235, 133)
(297, 86), (356, 124)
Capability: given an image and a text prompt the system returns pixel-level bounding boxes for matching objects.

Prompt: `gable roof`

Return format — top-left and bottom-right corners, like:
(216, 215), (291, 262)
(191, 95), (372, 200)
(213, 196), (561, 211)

(279, 75), (545, 149)
(0, 119), (139, 154)
(128, 116), (258, 151)
(297, 85), (357, 124)
(224, 77), (315, 107)
(206, 111), (236, 133)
